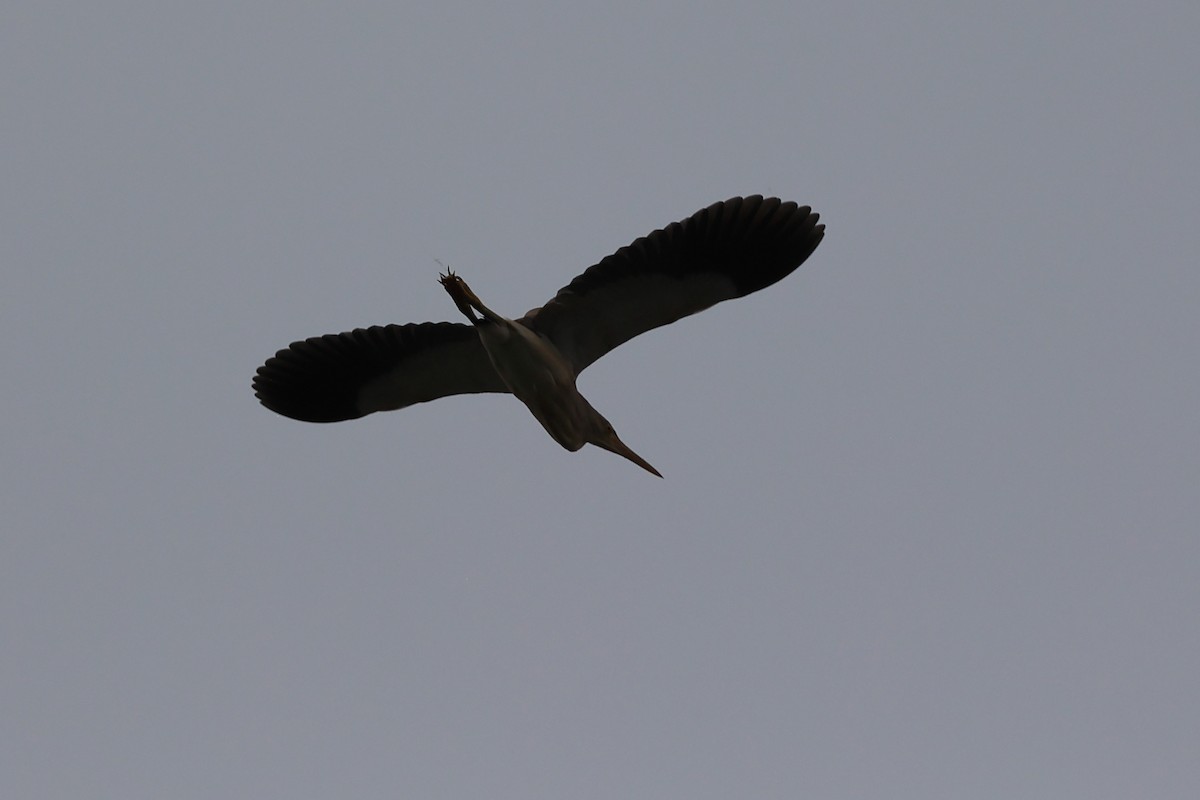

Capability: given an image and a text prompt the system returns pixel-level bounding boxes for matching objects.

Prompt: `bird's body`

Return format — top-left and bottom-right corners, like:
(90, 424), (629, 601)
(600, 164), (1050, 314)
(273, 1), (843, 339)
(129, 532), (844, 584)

(253, 196), (824, 476)
(439, 268), (662, 474)
(474, 320), (593, 451)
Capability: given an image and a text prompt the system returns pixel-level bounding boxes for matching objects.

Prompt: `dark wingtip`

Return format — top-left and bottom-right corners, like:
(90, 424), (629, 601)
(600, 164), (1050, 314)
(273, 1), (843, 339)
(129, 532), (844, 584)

(707, 195), (825, 297)
(551, 194), (825, 303)
(253, 333), (371, 423)
(253, 322), (496, 423)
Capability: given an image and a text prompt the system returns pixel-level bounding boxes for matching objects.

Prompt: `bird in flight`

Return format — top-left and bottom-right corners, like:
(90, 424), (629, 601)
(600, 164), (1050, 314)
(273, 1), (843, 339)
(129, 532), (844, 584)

(253, 195), (824, 477)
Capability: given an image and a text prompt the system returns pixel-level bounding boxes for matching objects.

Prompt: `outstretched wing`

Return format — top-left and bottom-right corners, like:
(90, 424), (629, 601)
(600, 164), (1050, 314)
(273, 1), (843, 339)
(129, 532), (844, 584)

(523, 196), (824, 374)
(253, 322), (507, 422)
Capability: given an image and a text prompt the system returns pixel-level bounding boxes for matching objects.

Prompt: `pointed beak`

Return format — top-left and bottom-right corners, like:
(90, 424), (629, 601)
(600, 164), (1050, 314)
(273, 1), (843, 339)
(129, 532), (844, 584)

(592, 430), (663, 478)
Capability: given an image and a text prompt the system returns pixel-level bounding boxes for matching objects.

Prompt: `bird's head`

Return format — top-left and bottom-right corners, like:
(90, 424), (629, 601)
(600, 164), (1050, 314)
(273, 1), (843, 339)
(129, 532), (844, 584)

(587, 413), (663, 478)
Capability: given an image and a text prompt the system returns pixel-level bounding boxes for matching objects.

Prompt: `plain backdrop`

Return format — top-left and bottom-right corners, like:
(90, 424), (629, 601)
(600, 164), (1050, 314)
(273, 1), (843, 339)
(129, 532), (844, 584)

(3, 2), (1198, 798)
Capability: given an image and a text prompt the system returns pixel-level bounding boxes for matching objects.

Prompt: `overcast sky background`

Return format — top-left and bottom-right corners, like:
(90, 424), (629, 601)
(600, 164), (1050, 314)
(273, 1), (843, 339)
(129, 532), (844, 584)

(3, 3), (1198, 798)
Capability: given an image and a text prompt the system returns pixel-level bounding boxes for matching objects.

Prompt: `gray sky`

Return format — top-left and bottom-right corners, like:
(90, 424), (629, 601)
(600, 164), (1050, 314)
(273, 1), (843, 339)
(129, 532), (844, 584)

(3, 2), (1198, 798)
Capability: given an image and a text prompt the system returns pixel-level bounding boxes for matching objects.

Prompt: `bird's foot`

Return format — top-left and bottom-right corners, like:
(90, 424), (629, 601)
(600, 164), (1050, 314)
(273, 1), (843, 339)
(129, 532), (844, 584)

(438, 268), (478, 322)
